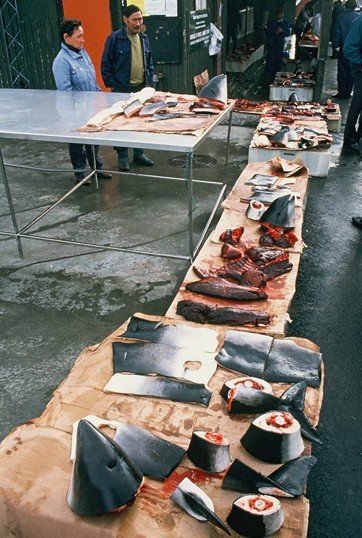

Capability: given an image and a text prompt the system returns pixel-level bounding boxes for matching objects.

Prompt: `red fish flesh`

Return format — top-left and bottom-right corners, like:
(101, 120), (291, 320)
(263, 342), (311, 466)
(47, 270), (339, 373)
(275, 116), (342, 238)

(185, 278), (268, 301)
(176, 300), (270, 326)
(244, 247), (287, 266)
(221, 243), (242, 259)
(219, 226), (244, 245)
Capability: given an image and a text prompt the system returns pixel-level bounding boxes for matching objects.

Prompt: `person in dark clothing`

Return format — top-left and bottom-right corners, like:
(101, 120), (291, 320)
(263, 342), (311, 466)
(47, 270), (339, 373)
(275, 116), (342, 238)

(226, 0), (243, 54)
(343, 15), (362, 153)
(101, 4), (154, 171)
(330, 0), (346, 58)
(331, 0), (360, 99)
(343, 15), (362, 227)
(264, 7), (290, 84)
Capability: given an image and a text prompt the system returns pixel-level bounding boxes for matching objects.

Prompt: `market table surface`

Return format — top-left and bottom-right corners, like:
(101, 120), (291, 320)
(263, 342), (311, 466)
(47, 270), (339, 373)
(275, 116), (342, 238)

(0, 89), (234, 260)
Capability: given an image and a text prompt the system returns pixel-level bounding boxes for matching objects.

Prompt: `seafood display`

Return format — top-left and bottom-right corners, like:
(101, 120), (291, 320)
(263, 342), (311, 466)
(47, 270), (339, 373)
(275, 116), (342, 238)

(220, 376), (273, 401)
(171, 478), (231, 535)
(221, 243), (243, 259)
(246, 200), (267, 221)
(241, 411), (305, 463)
(198, 74), (228, 104)
(176, 300), (271, 326)
(104, 373), (212, 406)
(223, 381), (321, 443)
(68, 419), (144, 516)
(242, 186), (294, 204)
(219, 226), (244, 245)
(251, 117), (333, 150)
(245, 174), (277, 188)
(222, 457), (318, 497)
(139, 100), (168, 116)
(227, 494), (284, 537)
(222, 458), (293, 498)
(259, 194), (296, 229)
(119, 315), (218, 352)
(259, 223), (299, 249)
(265, 338), (322, 387)
(185, 278), (268, 301)
(187, 431), (232, 473)
(216, 329), (321, 387)
(216, 330), (273, 377)
(112, 341), (217, 384)
(124, 99), (143, 118)
(70, 415), (185, 480)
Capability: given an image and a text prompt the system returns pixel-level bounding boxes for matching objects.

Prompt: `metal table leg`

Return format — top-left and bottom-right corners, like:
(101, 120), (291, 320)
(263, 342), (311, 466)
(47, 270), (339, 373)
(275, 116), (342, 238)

(224, 107), (234, 196)
(0, 146), (23, 256)
(185, 152), (194, 261)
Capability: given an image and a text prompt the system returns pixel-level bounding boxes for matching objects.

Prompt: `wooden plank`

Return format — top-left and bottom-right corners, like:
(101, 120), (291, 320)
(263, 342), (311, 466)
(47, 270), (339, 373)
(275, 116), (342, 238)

(0, 313), (323, 538)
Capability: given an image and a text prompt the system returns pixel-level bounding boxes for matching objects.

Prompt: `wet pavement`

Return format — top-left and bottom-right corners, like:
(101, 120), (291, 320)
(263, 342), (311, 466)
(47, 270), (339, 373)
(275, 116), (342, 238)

(1, 58), (361, 537)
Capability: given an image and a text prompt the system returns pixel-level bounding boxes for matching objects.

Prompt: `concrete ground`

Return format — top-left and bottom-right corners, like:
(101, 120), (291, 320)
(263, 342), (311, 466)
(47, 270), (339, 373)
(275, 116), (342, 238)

(1, 58), (361, 537)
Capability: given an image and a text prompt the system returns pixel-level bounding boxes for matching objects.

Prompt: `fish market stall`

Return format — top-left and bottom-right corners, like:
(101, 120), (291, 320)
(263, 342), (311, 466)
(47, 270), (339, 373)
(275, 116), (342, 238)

(167, 159), (309, 337)
(234, 99), (341, 133)
(0, 312), (323, 537)
(0, 87), (234, 261)
(269, 72), (315, 102)
(226, 44), (264, 74)
(248, 117), (332, 177)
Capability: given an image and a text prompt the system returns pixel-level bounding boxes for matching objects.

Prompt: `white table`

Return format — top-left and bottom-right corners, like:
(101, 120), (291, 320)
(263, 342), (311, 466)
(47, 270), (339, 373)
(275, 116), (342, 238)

(0, 89), (234, 260)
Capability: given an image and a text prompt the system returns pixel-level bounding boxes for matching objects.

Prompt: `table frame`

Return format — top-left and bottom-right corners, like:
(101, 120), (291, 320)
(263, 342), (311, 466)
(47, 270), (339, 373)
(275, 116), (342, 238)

(0, 89), (234, 262)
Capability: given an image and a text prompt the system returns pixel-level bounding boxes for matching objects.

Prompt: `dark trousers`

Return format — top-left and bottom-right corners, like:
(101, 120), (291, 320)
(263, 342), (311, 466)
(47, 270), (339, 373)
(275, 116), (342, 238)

(337, 50), (353, 98)
(264, 44), (284, 83)
(68, 144), (103, 179)
(344, 67), (362, 146)
(112, 83), (145, 159)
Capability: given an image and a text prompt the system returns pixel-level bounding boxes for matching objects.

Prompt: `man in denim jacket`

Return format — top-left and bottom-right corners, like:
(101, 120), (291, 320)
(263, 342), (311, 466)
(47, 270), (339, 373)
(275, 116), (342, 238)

(101, 4), (154, 171)
(52, 19), (111, 185)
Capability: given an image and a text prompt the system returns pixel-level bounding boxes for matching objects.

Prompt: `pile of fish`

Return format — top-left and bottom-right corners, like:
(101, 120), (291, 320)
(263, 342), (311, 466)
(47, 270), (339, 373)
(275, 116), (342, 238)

(252, 117), (333, 150)
(273, 71), (315, 89)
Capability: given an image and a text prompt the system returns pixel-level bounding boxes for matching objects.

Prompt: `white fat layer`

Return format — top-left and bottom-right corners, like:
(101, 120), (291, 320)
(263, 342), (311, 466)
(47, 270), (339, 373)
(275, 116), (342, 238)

(225, 377), (273, 394)
(194, 430), (229, 445)
(253, 411), (300, 434)
(235, 494), (281, 515)
(259, 487), (293, 498)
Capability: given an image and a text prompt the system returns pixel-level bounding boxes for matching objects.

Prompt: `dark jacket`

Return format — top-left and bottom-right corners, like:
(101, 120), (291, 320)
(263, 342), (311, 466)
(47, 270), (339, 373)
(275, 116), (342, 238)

(331, 10), (360, 50)
(101, 26), (154, 91)
(267, 18), (290, 49)
(344, 15), (362, 67)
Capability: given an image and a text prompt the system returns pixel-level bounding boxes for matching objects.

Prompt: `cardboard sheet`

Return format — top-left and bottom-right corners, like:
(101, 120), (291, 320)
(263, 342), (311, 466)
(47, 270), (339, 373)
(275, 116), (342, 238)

(221, 161), (309, 216)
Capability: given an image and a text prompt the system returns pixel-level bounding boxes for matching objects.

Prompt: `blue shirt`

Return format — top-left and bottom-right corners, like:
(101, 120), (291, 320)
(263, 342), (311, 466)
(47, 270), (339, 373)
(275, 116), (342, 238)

(52, 43), (101, 91)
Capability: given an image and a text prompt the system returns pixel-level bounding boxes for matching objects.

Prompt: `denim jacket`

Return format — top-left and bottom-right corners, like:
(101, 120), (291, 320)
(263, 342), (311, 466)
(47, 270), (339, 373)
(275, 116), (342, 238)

(52, 43), (101, 91)
(101, 26), (154, 92)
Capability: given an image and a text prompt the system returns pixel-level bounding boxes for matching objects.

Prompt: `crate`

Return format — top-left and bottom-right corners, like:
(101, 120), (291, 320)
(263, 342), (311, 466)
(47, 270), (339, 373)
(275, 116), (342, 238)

(226, 45), (264, 73)
(248, 145), (331, 177)
(269, 85), (314, 101)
